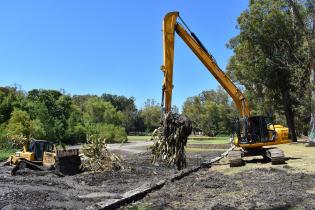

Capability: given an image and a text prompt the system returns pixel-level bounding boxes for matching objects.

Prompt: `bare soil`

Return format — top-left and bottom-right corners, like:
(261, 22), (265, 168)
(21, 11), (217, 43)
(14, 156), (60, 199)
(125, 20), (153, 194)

(126, 166), (315, 210)
(1, 143), (315, 210)
(124, 143), (315, 210)
(0, 151), (221, 210)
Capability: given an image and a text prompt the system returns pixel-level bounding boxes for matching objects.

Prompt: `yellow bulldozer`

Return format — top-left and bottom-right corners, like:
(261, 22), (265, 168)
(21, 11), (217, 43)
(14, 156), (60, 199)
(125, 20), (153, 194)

(5, 139), (81, 175)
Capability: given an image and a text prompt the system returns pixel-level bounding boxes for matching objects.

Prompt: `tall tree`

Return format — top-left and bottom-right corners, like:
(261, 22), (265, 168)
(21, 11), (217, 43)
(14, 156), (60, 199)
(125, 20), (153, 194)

(6, 109), (45, 141)
(183, 88), (238, 136)
(182, 96), (203, 132)
(140, 99), (161, 132)
(84, 97), (124, 125)
(0, 87), (24, 124)
(227, 0), (309, 141)
(287, 0), (315, 142)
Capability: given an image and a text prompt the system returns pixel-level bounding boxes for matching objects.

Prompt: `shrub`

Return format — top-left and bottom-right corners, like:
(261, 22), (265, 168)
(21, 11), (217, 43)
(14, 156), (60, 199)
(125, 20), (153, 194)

(87, 123), (127, 143)
(0, 129), (14, 150)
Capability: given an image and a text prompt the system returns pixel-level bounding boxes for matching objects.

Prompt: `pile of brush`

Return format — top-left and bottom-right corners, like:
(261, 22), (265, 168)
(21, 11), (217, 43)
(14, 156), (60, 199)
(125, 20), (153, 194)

(82, 135), (122, 172)
(151, 112), (192, 170)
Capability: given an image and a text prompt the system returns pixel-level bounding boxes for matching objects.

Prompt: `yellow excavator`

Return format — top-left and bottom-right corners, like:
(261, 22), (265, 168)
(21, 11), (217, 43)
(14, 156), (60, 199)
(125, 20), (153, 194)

(161, 11), (291, 166)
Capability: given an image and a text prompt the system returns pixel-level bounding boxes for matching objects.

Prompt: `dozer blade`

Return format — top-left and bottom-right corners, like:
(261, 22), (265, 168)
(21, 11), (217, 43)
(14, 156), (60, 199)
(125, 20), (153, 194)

(55, 149), (81, 175)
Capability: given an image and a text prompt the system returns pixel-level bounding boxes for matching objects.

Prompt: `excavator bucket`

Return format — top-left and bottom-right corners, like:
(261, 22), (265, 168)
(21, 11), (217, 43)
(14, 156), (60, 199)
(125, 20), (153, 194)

(54, 149), (81, 175)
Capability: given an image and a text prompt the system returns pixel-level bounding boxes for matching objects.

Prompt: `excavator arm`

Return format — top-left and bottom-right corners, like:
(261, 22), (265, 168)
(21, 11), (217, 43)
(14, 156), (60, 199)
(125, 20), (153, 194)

(161, 11), (250, 117)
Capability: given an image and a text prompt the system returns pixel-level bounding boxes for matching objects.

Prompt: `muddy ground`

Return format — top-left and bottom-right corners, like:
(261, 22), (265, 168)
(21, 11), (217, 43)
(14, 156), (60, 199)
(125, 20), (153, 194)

(126, 167), (315, 210)
(1, 143), (315, 210)
(125, 144), (315, 210)
(0, 151), (222, 210)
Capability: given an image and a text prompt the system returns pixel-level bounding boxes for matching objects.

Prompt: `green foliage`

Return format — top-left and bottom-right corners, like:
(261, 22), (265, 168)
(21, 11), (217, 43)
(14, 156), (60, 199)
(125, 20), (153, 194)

(0, 129), (14, 150)
(83, 97), (128, 143)
(140, 99), (161, 132)
(84, 97), (124, 125)
(227, 0), (310, 140)
(99, 94), (140, 133)
(0, 88), (133, 145)
(183, 88), (238, 136)
(0, 148), (16, 162)
(0, 87), (24, 124)
(125, 203), (152, 210)
(6, 109), (45, 142)
(25, 89), (73, 141)
(65, 105), (86, 143)
(87, 124), (127, 143)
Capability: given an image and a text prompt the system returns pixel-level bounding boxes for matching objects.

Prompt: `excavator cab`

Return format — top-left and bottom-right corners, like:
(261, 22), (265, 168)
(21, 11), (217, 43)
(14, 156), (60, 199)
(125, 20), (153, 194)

(236, 116), (273, 144)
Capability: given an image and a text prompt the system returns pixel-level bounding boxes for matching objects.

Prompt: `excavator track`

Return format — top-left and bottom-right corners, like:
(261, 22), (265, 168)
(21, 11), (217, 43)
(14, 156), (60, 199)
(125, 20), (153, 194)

(228, 150), (243, 167)
(265, 148), (285, 165)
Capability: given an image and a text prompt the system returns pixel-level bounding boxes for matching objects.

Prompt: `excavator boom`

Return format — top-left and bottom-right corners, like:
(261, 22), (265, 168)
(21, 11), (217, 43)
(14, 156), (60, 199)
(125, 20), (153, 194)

(161, 12), (250, 117)
(160, 11), (291, 167)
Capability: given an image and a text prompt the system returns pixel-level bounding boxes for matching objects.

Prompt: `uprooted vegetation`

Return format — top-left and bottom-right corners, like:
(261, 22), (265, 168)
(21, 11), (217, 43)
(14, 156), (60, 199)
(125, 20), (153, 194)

(151, 112), (192, 170)
(82, 135), (122, 172)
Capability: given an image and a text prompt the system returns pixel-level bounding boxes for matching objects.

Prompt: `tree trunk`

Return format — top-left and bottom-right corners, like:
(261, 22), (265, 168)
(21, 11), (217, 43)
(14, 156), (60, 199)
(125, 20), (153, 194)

(308, 8), (315, 145)
(309, 61), (315, 145)
(287, 0), (315, 144)
(281, 89), (297, 142)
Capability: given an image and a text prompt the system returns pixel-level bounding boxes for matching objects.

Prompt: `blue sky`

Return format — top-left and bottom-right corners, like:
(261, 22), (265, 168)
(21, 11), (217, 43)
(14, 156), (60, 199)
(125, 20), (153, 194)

(0, 0), (248, 109)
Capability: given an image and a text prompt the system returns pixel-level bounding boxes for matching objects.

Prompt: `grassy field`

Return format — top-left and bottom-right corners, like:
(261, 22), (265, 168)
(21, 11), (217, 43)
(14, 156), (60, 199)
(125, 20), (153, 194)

(214, 140), (315, 175)
(276, 142), (315, 173)
(0, 148), (16, 162)
(127, 135), (152, 141)
(188, 138), (229, 144)
(128, 135), (229, 144)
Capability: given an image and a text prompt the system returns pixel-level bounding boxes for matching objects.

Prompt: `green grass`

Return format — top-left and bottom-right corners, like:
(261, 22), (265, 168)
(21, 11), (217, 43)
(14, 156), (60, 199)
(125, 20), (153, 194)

(128, 135), (229, 144)
(0, 148), (16, 162)
(125, 203), (152, 210)
(127, 136), (151, 141)
(188, 138), (229, 144)
(188, 135), (229, 144)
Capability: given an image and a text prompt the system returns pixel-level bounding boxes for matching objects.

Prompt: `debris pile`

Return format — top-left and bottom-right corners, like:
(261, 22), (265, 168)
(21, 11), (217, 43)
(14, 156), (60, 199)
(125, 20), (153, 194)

(82, 135), (122, 172)
(151, 112), (192, 170)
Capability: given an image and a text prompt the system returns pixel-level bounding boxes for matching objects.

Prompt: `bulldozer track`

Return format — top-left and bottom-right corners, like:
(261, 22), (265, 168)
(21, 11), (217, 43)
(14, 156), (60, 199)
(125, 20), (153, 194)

(11, 159), (44, 175)
(87, 147), (234, 210)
